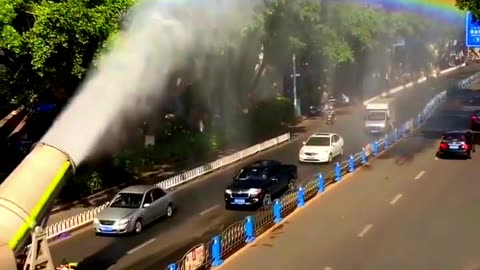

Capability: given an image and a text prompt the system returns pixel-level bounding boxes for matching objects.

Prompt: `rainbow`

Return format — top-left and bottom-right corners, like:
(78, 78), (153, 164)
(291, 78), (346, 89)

(155, 0), (466, 24)
(356, 0), (465, 22)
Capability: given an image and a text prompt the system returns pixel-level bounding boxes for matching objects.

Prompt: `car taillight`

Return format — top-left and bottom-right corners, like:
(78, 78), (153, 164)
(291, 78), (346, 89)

(464, 143), (470, 150)
(472, 115), (478, 121)
(439, 142), (448, 150)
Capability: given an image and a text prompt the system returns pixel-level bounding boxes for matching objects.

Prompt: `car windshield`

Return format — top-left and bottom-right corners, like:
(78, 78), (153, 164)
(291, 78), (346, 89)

(110, 193), (144, 209)
(236, 167), (268, 180)
(366, 112), (386, 121)
(306, 137), (330, 146)
(443, 133), (465, 142)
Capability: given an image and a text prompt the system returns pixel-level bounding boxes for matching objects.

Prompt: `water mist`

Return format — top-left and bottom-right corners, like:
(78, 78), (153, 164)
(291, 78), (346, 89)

(41, 0), (262, 165)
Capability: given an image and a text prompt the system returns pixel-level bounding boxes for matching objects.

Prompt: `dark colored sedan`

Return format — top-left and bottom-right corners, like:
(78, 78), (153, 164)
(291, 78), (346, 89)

(308, 105), (323, 117)
(436, 131), (473, 159)
(224, 160), (297, 209)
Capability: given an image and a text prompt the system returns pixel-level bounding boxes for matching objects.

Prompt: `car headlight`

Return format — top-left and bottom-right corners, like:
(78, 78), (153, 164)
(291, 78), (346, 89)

(225, 189), (232, 194)
(248, 188), (262, 195)
(118, 218), (131, 225)
(93, 218), (99, 224)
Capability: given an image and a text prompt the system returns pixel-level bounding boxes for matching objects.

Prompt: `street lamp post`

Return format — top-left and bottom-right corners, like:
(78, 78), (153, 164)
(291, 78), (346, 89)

(291, 53), (301, 116)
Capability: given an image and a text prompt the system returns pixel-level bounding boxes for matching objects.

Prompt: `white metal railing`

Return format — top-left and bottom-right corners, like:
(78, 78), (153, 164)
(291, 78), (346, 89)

(363, 63), (466, 106)
(44, 133), (291, 240)
(457, 71), (480, 89)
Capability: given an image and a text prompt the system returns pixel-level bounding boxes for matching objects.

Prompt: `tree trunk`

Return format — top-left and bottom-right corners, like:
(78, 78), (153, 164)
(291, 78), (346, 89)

(250, 61), (266, 94)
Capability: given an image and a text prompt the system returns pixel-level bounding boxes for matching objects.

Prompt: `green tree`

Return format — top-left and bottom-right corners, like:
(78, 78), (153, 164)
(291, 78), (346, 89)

(456, 0), (480, 19)
(0, 0), (133, 103)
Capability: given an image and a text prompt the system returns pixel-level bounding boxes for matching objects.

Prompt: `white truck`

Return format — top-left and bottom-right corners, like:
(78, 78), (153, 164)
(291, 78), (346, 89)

(364, 97), (396, 134)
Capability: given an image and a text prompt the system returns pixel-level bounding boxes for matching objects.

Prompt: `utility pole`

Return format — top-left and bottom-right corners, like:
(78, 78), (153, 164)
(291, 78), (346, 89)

(291, 53), (301, 116)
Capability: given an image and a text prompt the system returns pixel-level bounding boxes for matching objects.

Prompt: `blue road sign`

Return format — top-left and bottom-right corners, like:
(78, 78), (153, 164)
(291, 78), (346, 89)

(466, 12), (480, 47)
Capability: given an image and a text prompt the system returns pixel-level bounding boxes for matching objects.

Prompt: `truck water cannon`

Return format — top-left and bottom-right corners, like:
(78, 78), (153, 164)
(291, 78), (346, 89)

(0, 143), (76, 270)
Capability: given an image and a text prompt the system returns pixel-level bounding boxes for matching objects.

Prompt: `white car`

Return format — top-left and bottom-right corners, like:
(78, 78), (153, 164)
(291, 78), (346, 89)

(299, 133), (344, 163)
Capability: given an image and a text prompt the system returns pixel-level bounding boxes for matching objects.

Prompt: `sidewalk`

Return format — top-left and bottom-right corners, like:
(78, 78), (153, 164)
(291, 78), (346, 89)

(46, 115), (324, 225)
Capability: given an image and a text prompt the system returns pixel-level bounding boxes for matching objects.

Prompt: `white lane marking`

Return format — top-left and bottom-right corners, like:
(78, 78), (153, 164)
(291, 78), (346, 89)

(324, 267), (333, 270)
(200, 204), (220, 216)
(127, 238), (156, 254)
(414, 171), (425, 180)
(390, 194), (403, 205)
(357, 224), (373, 238)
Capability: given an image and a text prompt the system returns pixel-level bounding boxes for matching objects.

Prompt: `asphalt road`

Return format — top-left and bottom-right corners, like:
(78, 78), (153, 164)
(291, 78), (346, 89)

(217, 88), (480, 270)
(49, 65), (480, 270)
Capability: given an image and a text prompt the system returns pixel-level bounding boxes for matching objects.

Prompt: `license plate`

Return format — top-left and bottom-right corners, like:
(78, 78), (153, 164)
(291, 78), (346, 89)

(449, 145), (459, 149)
(101, 227), (113, 232)
(234, 199), (245, 204)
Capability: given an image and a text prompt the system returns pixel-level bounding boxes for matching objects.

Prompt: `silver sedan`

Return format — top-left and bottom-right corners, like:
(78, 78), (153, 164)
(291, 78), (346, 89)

(93, 185), (174, 235)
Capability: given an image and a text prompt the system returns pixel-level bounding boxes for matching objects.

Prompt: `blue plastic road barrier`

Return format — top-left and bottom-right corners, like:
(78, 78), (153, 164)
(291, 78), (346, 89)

(161, 88), (449, 270)
(211, 235), (224, 266)
(335, 162), (341, 181)
(273, 199), (282, 223)
(348, 154), (355, 173)
(297, 187), (305, 207)
(244, 216), (255, 243)
(317, 173), (325, 193)
(372, 141), (379, 156)
(361, 148), (367, 165)
(384, 134), (389, 149)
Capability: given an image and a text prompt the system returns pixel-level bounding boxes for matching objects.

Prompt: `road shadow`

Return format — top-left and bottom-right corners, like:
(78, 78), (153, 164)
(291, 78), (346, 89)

(73, 211), (188, 270)
(288, 126), (306, 138)
(74, 208), (237, 270)
(377, 102), (475, 164)
(376, 132), (438, 165)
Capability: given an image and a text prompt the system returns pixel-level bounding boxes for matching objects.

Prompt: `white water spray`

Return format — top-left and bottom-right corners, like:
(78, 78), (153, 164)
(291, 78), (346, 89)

(41, 0), (261, 165)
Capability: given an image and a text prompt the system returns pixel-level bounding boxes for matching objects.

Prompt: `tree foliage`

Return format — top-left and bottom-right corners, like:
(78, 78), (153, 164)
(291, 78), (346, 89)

(0, 0), (457, 105)
(456, 0), (480, 19)
(0, 0), (133, 103)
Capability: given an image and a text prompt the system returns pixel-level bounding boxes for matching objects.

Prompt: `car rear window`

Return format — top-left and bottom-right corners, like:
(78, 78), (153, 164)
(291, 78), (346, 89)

(443, 133), (466, 141)
(366, 111), (386, 121)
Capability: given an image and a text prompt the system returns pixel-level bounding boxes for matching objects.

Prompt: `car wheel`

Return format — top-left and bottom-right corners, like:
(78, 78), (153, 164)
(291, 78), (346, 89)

(262, 194), (272, 207)
(134, 219), (143, 234)
(166, 203), (174, 217)
(328, 153), (333, 163)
